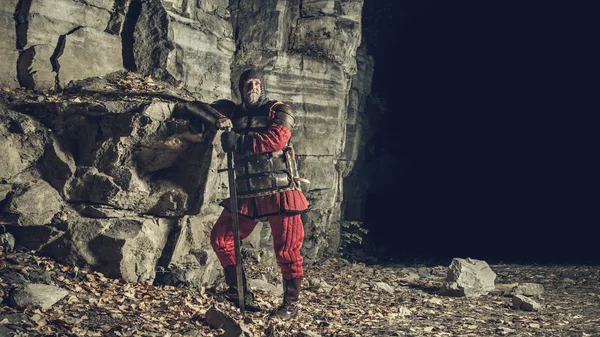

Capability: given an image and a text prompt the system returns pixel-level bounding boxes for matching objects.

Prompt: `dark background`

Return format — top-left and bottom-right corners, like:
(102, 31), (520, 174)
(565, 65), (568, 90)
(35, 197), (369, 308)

(360, 1), (597, 264)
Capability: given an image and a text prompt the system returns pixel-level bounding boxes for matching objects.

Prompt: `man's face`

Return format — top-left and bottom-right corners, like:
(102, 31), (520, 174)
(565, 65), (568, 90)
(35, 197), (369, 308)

(243, 78), (262, 106)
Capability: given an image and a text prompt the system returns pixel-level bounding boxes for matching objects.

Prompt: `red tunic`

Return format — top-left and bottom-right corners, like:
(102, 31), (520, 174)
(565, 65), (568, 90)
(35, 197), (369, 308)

(218, 114), (310, 219)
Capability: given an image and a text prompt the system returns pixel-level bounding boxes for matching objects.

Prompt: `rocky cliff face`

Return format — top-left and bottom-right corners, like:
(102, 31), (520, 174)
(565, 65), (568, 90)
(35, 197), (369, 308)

(0, 0), (373, 286)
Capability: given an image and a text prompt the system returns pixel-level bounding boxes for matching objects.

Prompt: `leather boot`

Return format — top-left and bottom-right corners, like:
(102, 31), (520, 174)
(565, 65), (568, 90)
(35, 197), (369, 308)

(273, 277), (302, 320)
(223, 265), (257, 310)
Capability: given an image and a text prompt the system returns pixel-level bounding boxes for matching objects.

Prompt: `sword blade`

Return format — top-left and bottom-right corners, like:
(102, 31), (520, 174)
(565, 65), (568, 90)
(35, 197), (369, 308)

(226, 140), (245, 315)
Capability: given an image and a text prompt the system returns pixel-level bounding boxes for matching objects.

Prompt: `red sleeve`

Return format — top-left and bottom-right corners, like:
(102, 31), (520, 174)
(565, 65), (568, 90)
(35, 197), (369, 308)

(252, 123), (291, 154)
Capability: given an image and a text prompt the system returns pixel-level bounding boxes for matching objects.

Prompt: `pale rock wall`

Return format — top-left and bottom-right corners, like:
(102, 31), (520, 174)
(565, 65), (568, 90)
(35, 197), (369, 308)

(0, 0), (373, 285)
(8, 0), (125, 90)
(0, 0), (20, 89)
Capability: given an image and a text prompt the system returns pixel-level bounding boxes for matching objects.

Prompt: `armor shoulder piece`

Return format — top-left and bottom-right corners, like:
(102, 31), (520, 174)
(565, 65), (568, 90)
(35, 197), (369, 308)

(270, 101), (295, 130)
(211, 99), (237, 117)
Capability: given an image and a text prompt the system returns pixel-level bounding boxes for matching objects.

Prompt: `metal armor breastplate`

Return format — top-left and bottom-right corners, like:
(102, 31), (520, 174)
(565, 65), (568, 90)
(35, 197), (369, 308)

(231, 102), (299, 197)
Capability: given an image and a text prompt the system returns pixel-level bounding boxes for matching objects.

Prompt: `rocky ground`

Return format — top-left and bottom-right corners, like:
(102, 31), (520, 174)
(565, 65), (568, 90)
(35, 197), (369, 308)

(1, 248), (599, 337)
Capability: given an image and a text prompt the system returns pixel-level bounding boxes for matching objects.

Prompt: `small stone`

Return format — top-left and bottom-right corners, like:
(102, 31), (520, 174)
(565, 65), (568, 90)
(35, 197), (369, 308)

(512, 294), (541, 311)
(510, 283), (544, 297)
(205, 306), (252, 336)
(0, 313), (29, 325)
(0, 232), (15, 253)
(399, 272), (420, 283)
(398, 306), (412, 317)
(375, 282), (394, 294)
(9, 284), (69, 310)
(492, 283), (519, 296)
(426, 297), (443, 306)
(496, 327), (516, 335)
(248, 278), (283, 298)
(417, 267), (431, 277)
(308, 278), (323, 288)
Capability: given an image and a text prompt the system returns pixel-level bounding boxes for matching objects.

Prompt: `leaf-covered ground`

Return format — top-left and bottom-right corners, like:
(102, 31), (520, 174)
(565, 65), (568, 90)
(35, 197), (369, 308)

(1, 250), (599, 336)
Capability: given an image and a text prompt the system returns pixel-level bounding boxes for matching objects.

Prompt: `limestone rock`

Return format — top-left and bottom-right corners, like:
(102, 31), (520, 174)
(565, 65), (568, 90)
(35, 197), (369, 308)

(38, 135), (76, 192)
(493, 282), (545, 298)
(17, 44), (57, 91)
(14, 0), (124, 90)
(87, 217), (170, 282)
(242, 223), (277, 268)
(399, 272), (421, 283)
(0, 104), (47, 181)
(57, 27), (124, 88)
(205, 306), (252, 337)
(248, 278), (283, 298)
(0, 0), (374, 282)
(134, 0), (234, 100)
(440, 257), (497, 297)
(398, 306), (412, 317)
(0, 0), (20, 89)
(0, 313), (30, 325)
(492, 283), (519, 296)
(3, 179), (63, 227)
(375, 282), (395, 294)
(512, 294), (542, 311)
(41, 215), (170, 282)
(509, 283), (545, 297)
(302, 0), (336, 16)
(9, 283), (69, 310)
(153, 216), (222, 287)
(17, 0), (112, 49)
(142, 101), (176, 121)
(0, 232), (16, 253)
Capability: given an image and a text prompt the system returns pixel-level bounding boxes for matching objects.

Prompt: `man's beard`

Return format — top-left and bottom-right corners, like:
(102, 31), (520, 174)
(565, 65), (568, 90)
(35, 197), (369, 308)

(245, 91), (261, 106)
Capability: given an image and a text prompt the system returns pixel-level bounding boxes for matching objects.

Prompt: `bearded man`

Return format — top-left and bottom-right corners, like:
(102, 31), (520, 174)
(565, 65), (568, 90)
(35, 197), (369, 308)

(174, 69), (309, 320)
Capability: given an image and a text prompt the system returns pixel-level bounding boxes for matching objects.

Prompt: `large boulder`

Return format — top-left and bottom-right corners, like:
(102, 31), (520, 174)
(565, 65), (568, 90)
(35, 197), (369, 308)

(154, 214), (223, 287)
(133, 0), (234, 100)
(441, 257), (497, 297)
(15, 0), (123, 90)
(57, 27), (124, 87)
(42, 215), (170, 282)
(3, 179), (63, 227)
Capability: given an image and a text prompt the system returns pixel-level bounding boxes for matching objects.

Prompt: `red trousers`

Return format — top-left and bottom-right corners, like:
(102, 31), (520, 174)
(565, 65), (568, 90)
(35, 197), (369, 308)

(210, 210), (304, 280)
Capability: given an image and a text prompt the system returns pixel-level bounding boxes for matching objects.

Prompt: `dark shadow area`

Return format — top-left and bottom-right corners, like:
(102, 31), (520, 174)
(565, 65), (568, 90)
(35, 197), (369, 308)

(121, 0), (142, 71)
(361, 2), (597, 265)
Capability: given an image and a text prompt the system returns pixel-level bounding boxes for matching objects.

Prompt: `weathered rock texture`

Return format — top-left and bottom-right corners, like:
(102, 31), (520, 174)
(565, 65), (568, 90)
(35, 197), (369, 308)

(0, 0), (374, 286)
(441, 257), (497, 298)
(0, 0), (20, 89)
(9, 283), (69, 310)
(12, 0), (126, 90)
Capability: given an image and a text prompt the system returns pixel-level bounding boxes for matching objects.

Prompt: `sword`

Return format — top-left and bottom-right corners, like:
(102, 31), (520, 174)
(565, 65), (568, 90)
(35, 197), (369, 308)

(224, 126), (245, 315)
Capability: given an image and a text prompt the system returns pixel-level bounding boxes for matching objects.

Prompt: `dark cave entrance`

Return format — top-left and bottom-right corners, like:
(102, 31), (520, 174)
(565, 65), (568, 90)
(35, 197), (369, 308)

(358, 1), (598, 265)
